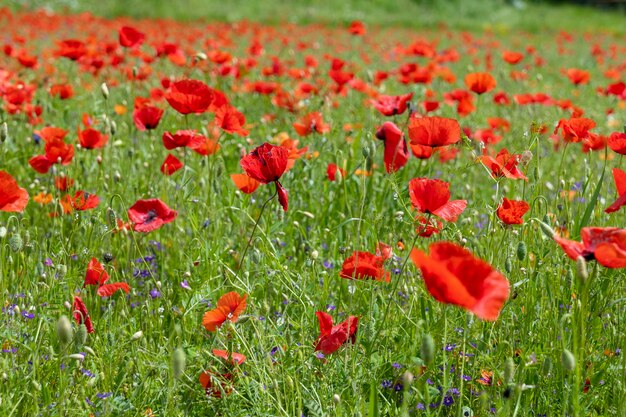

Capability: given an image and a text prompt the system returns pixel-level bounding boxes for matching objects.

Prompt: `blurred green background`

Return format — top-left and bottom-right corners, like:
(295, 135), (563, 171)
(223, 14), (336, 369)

(3, 0), (625, 32)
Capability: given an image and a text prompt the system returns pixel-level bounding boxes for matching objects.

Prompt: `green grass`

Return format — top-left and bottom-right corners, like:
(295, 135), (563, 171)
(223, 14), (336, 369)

(1, 3), (626, 417)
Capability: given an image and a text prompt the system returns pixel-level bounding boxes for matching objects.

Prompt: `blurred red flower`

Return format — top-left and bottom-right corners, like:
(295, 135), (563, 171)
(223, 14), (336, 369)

(0, 171), (29, 213)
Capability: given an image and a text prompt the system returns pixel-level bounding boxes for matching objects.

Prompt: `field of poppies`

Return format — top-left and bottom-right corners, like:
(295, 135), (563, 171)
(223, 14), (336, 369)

(1, 3), (626, 416)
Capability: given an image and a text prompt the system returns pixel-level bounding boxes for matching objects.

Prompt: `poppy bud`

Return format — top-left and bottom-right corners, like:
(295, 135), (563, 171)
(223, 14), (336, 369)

(310, 250), (319, 260)
(0, 122), (7, 142)
(537, 220), (555, 239)
(0, 226), (6, 238)
(402, 371), (414, 387)
(31, 380), (42, 392)
(75, 324), (88, 347)
(110, 120), (117, 136)
(64, 300), (71, 309)
(57, 315), (73, 346)
(561, 349), (575, 372)
(565, 267), (573, 287)
(333, 394), (341, 404)
(361, 143), (371, 159)
(84, 346), (96, 356)
(172, 347), (186, 379)
(503, 357), (515, 384)
(504, 256), (512, 274)
(575, 256), (588, 282)
(131, 330), (143, 341)
(516, 241), (527, 261)
(420, 333), (435, 365)
(57, 264), (67, 278)
(100, 82), (109, 99)
(114, 171), (121, 182)
(195, 52), (207, 61)
(68, 353), (85, 361)
(96, 155), (102, 164)
(9, 233), (23, 252)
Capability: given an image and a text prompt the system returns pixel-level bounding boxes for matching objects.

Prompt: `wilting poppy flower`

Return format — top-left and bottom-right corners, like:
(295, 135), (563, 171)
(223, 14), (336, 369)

(553, 227), (626, 268)
(202, 291), (247, 332)
(608, 132), (626, 155)
(410, 242), (510, 320)
(408, 178), (467, 222)
(0, 171), (29, 213)
(119, 26), (145, 48)
(408, 116), (461, 151)
(339, 251), (390, 282)
(78, 128), (108, 149)
(84, 258), (130, 297)
(230, 173), (260, 194)
(370, 93), (413, 116)
(293, 112), (330, 136)
(497, 198), (530, 225)
(215, 106), (249, 136)
(165, 79), (214, 115)
(71, 191), (99, 211)
(128, 198), (178, 233)
(605, 168), (626, 214)
(480, 149), (527, 181)
(327, 163), (346, 181)
(161, 154), (183, 175)
(72, 296), (94, 333)
(133, 106), (164, 131)
(375, 122), (410, 173)
(314, 312), (359, 355)
(465, 72), (497, 94)
(555, 118), (596, 143)
(240, 143), (289, 211)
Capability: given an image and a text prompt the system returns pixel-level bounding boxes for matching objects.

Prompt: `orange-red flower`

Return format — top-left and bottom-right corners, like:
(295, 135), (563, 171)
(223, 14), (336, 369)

(465, 72), (496, 94)
(202, 291), (247, 332)
(165, 79), (215, 115)
(339, 251), (390, 282)
(408, 116), (461, 154)
(215, 106), (249, 137)
(78, 128), (108, 149)
(554, 227), (626, 268)
(314, 311), (359, 355)
(555, 118), (596, 143)
(29, 127), (74, 174)
(375, 122), (410, 173)
(72, 296), (94, 333)
(497, 198), (530, 225)
(408, 178), (466, 222)
(119, 26), (145, 48)
(230, 173), (260, 194)
(605, 168), (626, 214)
(293, 112), (330, 136)
(480, 149), (527, 181)
(240, 143), (289, 211)
(128, 198), (178, 233)
(370, 93), (413, 116)
(161, 154), (183, 175)
(84, 257), (130, 297)
(566, 68), (590, 85)
(410, 242), (510, 320)
(608, 132), (626, 155)
(327, 163), (346, 182)
(0, 171), (29, 213)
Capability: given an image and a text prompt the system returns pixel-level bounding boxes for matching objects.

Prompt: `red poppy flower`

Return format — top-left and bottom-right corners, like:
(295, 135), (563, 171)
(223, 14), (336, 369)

(119, 26), (145, 48)
(566, 68), (590, 85)
(480, 149), (527, 181)
(415, 215), (443, 237)
(202, 291), (247, 332)
(160, 154), (184, 175)
(0, 171), (29, 213)
(608, 132), (626, 155)
(83, 258), (131, 297)
(408, 178), (467, 222)
(50, 84), (74, 99)
(554, 118), (596, 143)
(240, 143), (289, 211)
(370, 93), (413, 116)
(230, 174), (260, 194)
(199, 371), (234, 398)
(348, 20), (366, 36)
(165, 79), (214, 115)
(502, 51), (524, 65)
(408, 116), (461, 151)
(410, 242), (510, 321)
(162, 130), (203, 150)
(314, 312), (359, 355)
(496, 198), (530, 225)
(212, 349), (246, 365)
(78, 128), (108, 149)
(128, 198), (178, 233)
(215, 106), (249, 136)
(133, 106), (164, 131)
(56, 39), (86, 61)
(605, 168), (626, 214)
(71, 191), (99, 211)
(339, 251), (390, 282)
(29, 128), (75, 174)
(553, 227), (626, 268)
(293, 112), (330, 136)
(375, 122), (410, 173)
(327, 163), (346, 181)
(72, 296), (94, 333)
(55, 176), (74, 191)
(465, 72), (497, 94)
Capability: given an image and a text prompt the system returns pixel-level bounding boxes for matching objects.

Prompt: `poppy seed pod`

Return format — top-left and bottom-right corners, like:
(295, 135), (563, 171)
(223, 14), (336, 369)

(504, 256), (512, 274)
(561, 349), (576, 372)
(420, 333), (435, 365)
(57, 315), (73, 346)
(9, 233), (23, 252)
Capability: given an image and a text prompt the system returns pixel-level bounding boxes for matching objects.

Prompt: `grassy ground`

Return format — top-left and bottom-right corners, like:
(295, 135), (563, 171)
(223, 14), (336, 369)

(5, 0), (626, 33)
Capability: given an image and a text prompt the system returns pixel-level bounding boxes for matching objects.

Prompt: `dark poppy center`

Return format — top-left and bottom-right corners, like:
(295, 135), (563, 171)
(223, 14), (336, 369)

(145, 209), (158, 223)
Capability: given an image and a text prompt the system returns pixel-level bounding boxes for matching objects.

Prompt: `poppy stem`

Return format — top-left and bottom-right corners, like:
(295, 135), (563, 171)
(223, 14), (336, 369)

(238, 188), (277, 270)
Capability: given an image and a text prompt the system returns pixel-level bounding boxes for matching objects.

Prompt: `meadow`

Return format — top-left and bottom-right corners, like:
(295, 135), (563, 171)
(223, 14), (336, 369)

(1, 2), (626, 416)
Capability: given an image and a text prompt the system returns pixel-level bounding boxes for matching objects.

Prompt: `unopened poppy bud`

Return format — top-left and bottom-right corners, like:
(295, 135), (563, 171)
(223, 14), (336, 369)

(402, 371), (414, 387)
(56, 264), (67, 278)
(565, 267), (573, 287)
(84, 346), (96, 356)
(310, 250), (319, 260)
(64, 301), (72, 309)
(31, 380), (42, 391)
(96, 155), (102, 164)
(0, 226), (6, 238)
(57, 315), (73, 346)
(131, 330), (143, 341)
(420, 333), (435, 365)
(172, 347), (186, 379)
(68, 353), (85, 361)
(113, 171), (121, 182)
(537, 220), (555, 239)
(516, 241), (527, 261)
(504, 256), (512, 274)
(156, 281), (162, 289)
(195, 52), (207, 61)
(333, 394), (341, 404)
(101, 82), (109, 99)
(575, 256), (588, 282)
(132, 66), (138, 78)
(504, 357), (515, 384)
(0, 122), (7, 142)
(335, 168), (343, 183)
(75, 324), (88, 347)
(9, 233), (23, 252)
(361, 143), (370, 158)
(561, 349), (575, 372)
(285, 375), (294, 390)
(110, 120), (117, 136)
